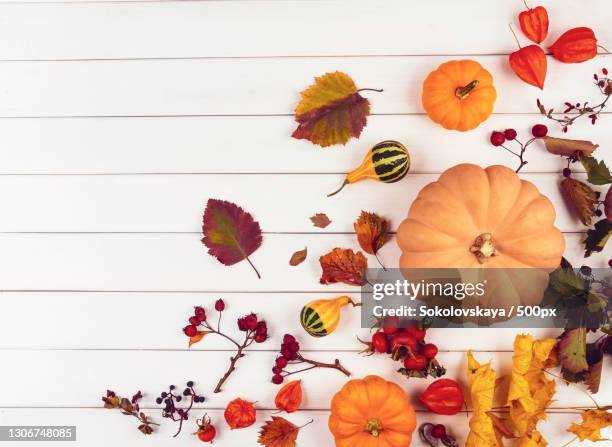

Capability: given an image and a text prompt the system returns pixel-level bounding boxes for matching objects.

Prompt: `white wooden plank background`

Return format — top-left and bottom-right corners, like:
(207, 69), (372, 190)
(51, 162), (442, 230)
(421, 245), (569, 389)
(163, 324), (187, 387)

(0, 0), (610, 446)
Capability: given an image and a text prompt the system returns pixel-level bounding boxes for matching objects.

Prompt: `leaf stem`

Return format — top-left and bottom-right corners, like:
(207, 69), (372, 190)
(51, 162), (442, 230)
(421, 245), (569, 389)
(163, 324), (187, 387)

(541, 369), (601, 409)
(245, 255), (261, 279)
(357, 88), (384, 93)
(374, 252), (387, 271)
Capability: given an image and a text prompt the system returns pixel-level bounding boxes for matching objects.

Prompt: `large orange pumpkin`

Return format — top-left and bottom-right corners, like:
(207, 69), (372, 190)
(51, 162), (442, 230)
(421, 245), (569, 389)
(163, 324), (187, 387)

(328, 375), (416, 447)
(397, 164), (565, 319)
(422, 60), (497, 131)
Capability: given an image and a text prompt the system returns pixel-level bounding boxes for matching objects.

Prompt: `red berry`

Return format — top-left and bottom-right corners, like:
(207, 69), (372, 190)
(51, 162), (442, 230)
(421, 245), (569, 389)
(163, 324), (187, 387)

(281, 347), (295, 360)
(272, 366), (282, 374)
(391, 332), (417, 353)
(214, 299), (225, 312)
(189, 316), (201, 326)
(608, 259), (612, 268)
(237, 317), (248, 331)
(531, 124), (548, 138)
(288, 341), (300, 353)
(431, 424), (446, 439)
(275, 357), (288, 368)
(382, 316), (399, 335)
(283, 334), (296, 344)
(504, 128), (517, 140)
(194, 306), (206, 321)
(421, 343), (438, 360)
(403, 354), (427, 370)
(255, 321), (267, 335)
(244, 313), (258, 331)
(490, 131), (505, 146)
(197, 425), (216, 443)
(183, 325), (198, 337)
(272, 374), (284, 385)
(603, 67), (609, 75)
(254, 333), (267, 343)
(371, 332), (390, 353)
(563, 168), (571, 177)
(405, 327), (426, 341)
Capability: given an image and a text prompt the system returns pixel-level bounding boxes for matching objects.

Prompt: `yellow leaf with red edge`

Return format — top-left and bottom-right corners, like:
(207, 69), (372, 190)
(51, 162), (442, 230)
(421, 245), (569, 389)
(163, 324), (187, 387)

(354, 211), (391, 256)
(466, 351), (502, 447)
(319, 248), (367, 286)
(257, 416), (304, 447)
(292, 71), (376, 147)
(567, 409), (612, 442)
(188, 331), (209, 347)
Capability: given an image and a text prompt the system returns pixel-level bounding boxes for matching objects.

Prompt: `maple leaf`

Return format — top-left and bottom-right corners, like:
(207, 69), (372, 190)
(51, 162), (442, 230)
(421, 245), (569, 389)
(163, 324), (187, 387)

(584, 218), (612, 257)
(558, 328), (589, 374)
(580, 155), (612, 185)
(289, 248), (307, 266)
(202, 199), (263, 278)
(258, 416), (311, 447)
(292, 71), (380, 147)
(560, 178), (597, 226)
(542, 136), (598, 157)
(466, 351), (501, 447)
(319, 248), (367, 286)
(310, 213), (331, 228)
(567, 409), (612, 442)
(354, 211), (391, 269)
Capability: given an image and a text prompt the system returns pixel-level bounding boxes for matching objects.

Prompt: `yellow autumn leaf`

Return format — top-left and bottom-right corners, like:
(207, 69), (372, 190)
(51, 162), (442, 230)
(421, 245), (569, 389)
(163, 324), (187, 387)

(517, 431), (548, 447)
(507, 335), (557, 438)
(567, 409), (612, 442)
(466, 351), (502, 447)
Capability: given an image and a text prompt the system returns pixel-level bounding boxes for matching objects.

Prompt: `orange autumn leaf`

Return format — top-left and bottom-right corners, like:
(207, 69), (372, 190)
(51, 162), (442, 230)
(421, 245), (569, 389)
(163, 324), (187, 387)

(188, 330), (210, 347)
(319, 248), (367, 286)
(258, 416), (309, 447)
(567, 409), (612, 442)
(292, 71), (379, 147)
(519, 5), (549, 44)
(274, 380), (302, 413)
(224, 398), (256, 429)
(354, 211), (391, 257)
(509, 44), (547, 89)
(560, 177), (598, 226)
(289, 248), (307, 267)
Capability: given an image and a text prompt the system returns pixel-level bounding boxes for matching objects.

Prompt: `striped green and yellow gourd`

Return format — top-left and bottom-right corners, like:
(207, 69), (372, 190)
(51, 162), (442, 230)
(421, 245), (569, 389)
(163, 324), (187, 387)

(328, 140), (410, 197)
(300, 296), (354, 337)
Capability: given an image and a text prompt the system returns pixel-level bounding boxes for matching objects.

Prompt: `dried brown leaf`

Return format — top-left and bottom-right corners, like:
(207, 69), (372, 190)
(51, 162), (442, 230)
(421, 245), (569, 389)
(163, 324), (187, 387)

(310, 213), (331, 228)
(542, 136), (598, 157)
(289, 248), (307, 266)
(319, 248), (367, 286)
(560, 177), (597, 226)
(354, 211), (391, 256)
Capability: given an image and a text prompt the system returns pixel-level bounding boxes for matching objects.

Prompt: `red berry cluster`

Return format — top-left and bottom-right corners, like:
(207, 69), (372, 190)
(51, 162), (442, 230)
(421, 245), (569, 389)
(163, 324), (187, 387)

(360, 317), (446, 379)
(271, 334), (351, 384)
(489, 124), (548, 173)
(181, 300), (269, 393)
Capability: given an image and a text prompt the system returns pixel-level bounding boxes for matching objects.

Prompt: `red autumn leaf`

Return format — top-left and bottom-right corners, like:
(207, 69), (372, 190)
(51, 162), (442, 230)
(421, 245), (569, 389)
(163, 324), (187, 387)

(202, 199), (263, 278)
(292, 71), (380, 147)
(274, 380), (303, 413)
(257, 416), (308, 447)
(354, 211), (391, 257)
(188, 331), (209, 348)
(518, 4), (549, 43)
(224, 398), (256, 429)
(310, 213), (331, 228)
(550, 27), (598, 63)
(319, 248), (367, 286)
(509, 44), (547, 89)
(289, 248), (307, 267)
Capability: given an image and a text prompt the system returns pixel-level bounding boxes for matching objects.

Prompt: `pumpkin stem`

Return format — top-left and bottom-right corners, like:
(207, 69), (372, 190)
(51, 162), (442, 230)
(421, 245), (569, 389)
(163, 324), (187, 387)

(469, 233), (497, 263)
(365, 418), (383, 437)
(455, 80), (479, 100)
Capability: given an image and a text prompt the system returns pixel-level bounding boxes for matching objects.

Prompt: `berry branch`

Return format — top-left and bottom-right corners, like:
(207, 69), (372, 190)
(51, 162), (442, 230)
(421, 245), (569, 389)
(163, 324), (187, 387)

(102, 390), (158, 435)
(271, 334), (351, 384)
(182, 299), (269, 393)
(537, 68), (611, 132)
(489, 125), (548, 172)
(155, 382), (204, 437)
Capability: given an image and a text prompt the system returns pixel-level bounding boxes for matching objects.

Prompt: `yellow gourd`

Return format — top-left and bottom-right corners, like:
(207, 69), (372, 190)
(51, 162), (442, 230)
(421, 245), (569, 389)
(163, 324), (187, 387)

(300, 296), (356, 337)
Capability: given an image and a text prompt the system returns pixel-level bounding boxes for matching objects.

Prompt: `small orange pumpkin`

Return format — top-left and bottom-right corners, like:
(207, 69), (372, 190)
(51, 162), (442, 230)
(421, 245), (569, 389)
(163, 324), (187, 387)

(422, 60), (497, 131)
(328, 375), (416, 447)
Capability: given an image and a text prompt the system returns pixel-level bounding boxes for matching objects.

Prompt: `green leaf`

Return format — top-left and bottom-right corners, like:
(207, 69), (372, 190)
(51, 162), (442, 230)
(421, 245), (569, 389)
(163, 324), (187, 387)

(558, 328), (589, 374)
(584, 218), (612, 257)
(549, 267), (586, 296)
(580, 155), (612, 185)
(586, 291), (608, 313)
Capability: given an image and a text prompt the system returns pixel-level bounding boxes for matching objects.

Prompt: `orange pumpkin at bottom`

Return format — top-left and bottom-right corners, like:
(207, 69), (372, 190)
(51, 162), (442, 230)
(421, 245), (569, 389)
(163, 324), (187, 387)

(328, 375), (416, 447)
